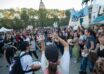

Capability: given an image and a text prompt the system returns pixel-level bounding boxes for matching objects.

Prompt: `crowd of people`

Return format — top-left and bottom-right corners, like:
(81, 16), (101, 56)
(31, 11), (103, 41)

(0, 25), (104, 74)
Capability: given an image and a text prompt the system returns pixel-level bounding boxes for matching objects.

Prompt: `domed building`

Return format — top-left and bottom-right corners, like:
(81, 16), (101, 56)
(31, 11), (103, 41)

(39, 0), (45, 9)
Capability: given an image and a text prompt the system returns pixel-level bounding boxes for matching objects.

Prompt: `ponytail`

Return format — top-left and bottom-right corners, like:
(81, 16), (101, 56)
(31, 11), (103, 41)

(48, 62), (58, 74)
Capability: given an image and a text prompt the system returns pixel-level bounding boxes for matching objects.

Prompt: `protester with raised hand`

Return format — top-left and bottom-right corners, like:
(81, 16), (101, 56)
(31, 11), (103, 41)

(41, 32), (70, 74)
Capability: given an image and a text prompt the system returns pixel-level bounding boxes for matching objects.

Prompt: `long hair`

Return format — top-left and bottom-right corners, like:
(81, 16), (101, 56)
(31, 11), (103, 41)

(86, 28), (96, 39)
(45, 44), (59, 74)
(48, 62), (58, 74)
(93, 58), (104, 74)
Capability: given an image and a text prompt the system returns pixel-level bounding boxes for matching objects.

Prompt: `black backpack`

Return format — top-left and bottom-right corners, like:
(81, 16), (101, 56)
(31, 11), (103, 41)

(9, 53), (30, 74)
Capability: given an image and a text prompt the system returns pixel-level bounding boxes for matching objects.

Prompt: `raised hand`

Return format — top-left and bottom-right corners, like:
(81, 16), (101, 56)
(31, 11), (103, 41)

(40, 40), (45, 52)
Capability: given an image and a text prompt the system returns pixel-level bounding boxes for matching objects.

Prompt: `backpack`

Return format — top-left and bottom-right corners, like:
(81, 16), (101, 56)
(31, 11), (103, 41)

(9, 53), (30, 74)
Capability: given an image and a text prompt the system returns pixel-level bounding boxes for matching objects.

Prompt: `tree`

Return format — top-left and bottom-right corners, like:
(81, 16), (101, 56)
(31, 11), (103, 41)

(65, 10), (71, 20)
(20, 8), (29, 26)
(28, 9), (39, 27)
(38, 9), (47, 27)
(0, 8), (71, 29)
(11, 17), (25, 29)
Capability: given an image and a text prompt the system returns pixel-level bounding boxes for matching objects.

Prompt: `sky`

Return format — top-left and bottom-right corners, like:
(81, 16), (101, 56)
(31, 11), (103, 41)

(0, 0), (83, 10)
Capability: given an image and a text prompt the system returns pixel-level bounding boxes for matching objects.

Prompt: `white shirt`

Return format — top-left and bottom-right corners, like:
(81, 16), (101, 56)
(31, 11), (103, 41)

(63, 32), (68, 37)
(30, 40), (36, 51)
(20, 51), (33, 74)
(41, 47), (70, 74)
(24, 37), (30, 44)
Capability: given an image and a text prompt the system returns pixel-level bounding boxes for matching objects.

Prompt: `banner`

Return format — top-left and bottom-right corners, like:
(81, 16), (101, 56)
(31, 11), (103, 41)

(82, 15), (89, 28)
(70, 9), (79, 22)
(83, 5), (89, 16)
(91, 4), (99, 23)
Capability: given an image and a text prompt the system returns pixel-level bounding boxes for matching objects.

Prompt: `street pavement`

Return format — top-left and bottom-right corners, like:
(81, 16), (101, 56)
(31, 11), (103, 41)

(0, 53), (80, 74)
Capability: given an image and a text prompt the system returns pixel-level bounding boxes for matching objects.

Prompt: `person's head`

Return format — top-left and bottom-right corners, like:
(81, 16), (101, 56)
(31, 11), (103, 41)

(98, 26), (103, 33)
(79, 30), (84, 35)
(64, 28), (67, 32)
(45, 44), (59, 74)
(99, 26), (103, 30)
(94, 25), (99, 30)
(85, 28), (95, 37)
(20, 41), (30, 52)
(93, 58), (104, 74)
(85, 28), (91, 36)
(98, 33), (104, 45)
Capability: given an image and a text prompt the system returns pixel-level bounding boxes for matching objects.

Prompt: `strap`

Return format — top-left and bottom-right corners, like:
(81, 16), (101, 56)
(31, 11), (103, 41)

(19, 52), (32, 73)
(24, 64), (36, 73)
(20, 52), (29, 58)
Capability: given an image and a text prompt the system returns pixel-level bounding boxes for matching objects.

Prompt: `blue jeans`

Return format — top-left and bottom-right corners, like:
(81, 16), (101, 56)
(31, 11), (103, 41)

(69, 46), (72, 58)
(80, 56), (94, 72)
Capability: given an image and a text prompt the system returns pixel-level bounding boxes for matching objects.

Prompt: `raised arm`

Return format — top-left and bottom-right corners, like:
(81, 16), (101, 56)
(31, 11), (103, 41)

(54, 33), (69, 50)
(53, 33), (70, 74)
(40, 40), (45, 52)
(40, 40), (48, 71)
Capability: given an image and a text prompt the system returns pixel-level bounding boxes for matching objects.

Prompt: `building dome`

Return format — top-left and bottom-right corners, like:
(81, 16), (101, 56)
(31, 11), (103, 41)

(39, 0), (45, 9)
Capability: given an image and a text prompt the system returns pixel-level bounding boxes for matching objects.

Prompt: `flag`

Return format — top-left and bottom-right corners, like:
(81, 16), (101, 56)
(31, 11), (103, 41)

(78, 5), (89, 17)
(69, 9), (80, 27)
(80, 18), (83, 25)
(70, 9), (79, 22)
(82, 15), (89, 28)
(79, 9), (84, 17)
(83, 5), (89, 16)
